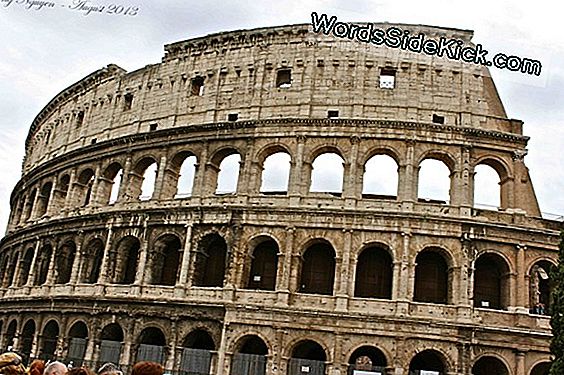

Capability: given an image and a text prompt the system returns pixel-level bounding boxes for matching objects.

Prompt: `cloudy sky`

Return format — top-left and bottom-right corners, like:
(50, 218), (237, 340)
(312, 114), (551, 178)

(0, 0), (563, 232)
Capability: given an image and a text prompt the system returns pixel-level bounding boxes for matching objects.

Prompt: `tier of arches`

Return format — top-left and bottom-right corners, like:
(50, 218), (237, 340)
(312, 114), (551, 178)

(0, 317), (550, 375)
(0, 231), (554, 315)
(8, 141), (520, 231)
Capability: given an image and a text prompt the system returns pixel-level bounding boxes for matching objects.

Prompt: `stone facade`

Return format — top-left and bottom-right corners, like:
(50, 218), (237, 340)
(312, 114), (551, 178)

(0, 23), (560, 375)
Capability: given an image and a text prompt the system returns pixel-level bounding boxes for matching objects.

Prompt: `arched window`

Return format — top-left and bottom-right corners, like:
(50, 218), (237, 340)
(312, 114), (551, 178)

(180, 330), (215, 375)
(530, 361), (551, 375)
(414, 250), (449, 304)
(20, 320), (36, 363)
(193, 234), (227, 287)
(409, 350), (446, 375)
(67, 321), (88, 365)
(80, 239), (104, 284)
(40, 320), (59, 361)
(100, 162), (123, 205)
(348, 346), (387, 374)
(4, 320), (17, 351)
(5, 252), (19, 287)
(174, 155), (198, 198)
(23, 189), (37, 221)
(17, 248), (34, 286)
(529, 261), (554, 315)
(137, 327), (166, 364)
(354, 246), (393, 299)
(149, 234), (182, 286)
(216, 154), (241, 194)
(36, 182), (53, 217)
(288, 340), (327, 375)
(299, 242), (335, 295)
(247, 239), (279, 290)
(362, 154), (398, 198)
(140, 162), (158, 200)
(99, 323), (124, 365)
(473, 253), (510, 310)
(418, 159), (451, 204)
(471, 356), (509, 375)
(76, 169), (96, 207)
(52, 174), (70, 212)
(310, 153), (344, 195)
(260, 152), (291, 194)
(231, 335), (268, 375)
(34, 244), (52, 286)
(474, 164), (500, 209)
(55, 241), (76, 284)
(112, 236), (140, 284)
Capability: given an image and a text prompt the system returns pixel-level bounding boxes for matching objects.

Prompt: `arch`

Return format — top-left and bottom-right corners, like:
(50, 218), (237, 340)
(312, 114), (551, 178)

(288, 340), (327, 375)
(529, 260), (555, 315)
(67, 321), (89, 365)
(51, 174), (71, 212)
(193, 233), (228, 287)
(299, 241), (336, 295)
(112, 236), (140, 284)
(149, 234), (182, 286)
(17, 247), (34, 287)
(418, 158), (451, 204)
(40, 320), (59, 360)
(474, 252), (511, 310)
(138, 160), (158, 201)
(76, 168), (96, 207)
(80, 238), (104, 284)
(20, 319), (36, 362)
(36, 181), (53, 217)
(231, 335), (269, 375)
(99, 323), (124, 365)
(310, 152), (345, 195)
(5, 252), (19, 287)
(173, 152), (198, 198)
(34, 244), (53, 286)
(55, 240), (77, 284)
(348, 345), (388, 374)
(409, 349), (447, 374)
(473, 163), (501, 209)
(23, 188), (37, 221)
(101, 162), (123, 205)
(414, 248), (449, 304)
(529, 361), (551, 375)
(4, 319), (17, 351)
(354, 245), (393, 299)
(260, 151), (292, 194)
(216, 153), (241, 194)
(182, 329), (215, 350)
(137, 327), (166, 364)
(471, 355), (510, 375)
(362, 154), (399, 198)
(180, 329), (216, 375)
(246, 238), (279, 290)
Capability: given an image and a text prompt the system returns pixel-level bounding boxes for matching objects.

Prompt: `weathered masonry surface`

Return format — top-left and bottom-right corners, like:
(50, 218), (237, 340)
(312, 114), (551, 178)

(0, 23), (560, 375)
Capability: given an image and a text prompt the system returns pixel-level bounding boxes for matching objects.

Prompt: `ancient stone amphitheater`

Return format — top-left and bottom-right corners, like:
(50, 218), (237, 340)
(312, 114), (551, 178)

(0, 23), (560, 375)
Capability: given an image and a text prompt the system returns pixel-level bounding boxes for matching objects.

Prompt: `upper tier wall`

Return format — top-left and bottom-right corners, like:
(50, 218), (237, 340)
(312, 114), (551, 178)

(23, 23), (517, 174)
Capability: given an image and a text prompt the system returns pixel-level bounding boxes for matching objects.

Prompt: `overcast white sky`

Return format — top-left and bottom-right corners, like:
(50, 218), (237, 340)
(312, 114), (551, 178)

(1, 0), (563, 233)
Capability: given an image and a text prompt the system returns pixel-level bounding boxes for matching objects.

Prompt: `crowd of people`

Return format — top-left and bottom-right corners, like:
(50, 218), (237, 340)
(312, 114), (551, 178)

(0, 352), (165, 375)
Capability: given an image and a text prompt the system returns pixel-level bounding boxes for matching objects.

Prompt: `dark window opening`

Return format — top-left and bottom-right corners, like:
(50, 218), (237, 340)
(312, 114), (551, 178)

(228, 113), (239, 122)
(379, 68), (396, 89)
(348, 346), (387, 375)
(193, 234), (227, 287)
(471, 356), (509, 375)
(124, 93), (133, 111)
(354, 247), (393, 299)
(328, 110), (339, 118)
(149, 123), (158, 131)
(289, 341), (326, 375)
(91, 138), (97, 144)
(432, 114), (445, 124)
(414, 250), (448, 304)
(150, 235), (182, 286)
(276, 69), (292, 88)
(299, 243), (335, 295)
(409, 350), (445, 375)
(191, 77), (205, 96)
(474, 253), (509, 310)
(76, 111), (85, 127)
(247, 240), (279, 290)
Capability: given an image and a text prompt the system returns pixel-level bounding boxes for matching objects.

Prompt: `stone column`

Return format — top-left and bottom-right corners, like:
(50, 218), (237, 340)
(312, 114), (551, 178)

(276, 226), (295, 305)
(153, 155), (168, 200)
(63, 169), (77, 210)
(191, 143), (208, 199)
(177, 224), (193, 287)
(343, 136), (361, 200)
(45, 177), (59, 217)
(45, 239), (60, 285)
(398, 232), (412, 301)
(69, 233), (85, 284)
(134, 218), (150, 285)
(117, 156), (132, 202)
(398, 140), (417, 202)
(25, 241), (42, 287)
(88, 165), (102, 207)
(515, 244), (527, 311)
(97, 224), (114, 284)
(288, 136), (306, 199)
(514, 351), (525, 375)
(84, 319), (99, 363)
(337, 229), (352, 299)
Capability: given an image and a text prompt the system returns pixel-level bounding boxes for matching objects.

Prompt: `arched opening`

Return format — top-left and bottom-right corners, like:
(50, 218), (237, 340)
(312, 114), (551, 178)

(418, 159), (451, 204)
(471, 356), (509, 375)
(99, 323), (124, 365)
(529, 261), (554, 315)
(299, 242), (336, 295)
(4, 320), (17, 351)
(150, 234), (182, 286)
(348, 346), (387, 375)
(79, 239), (104, 284)
(193, 233), (228, 287)
(260, 152), (291, 194)
(17, 248), (34, 287)
(112, 236), (140, 285)
(247, 239), (279, 290)
(180, 330), (215, 375)
(139, 162), (158, 200)
(67, 321), (88, 365)
(40, 320), (59, 361)
(50, 174), (70, 213)
(354, 246), (393, 299)
(474, 164), (501, 210)
(137, 327), (166, 364)
(23, 189), (37, 221)
(409, 350), (446, 375)
(231, 335), (268, 375)
(20, 320), (36, 364)
(34, 244), (53, 286)
(5, 252), (19, 287)
(310, 153), (345, 196)
(55, 241), (76, 284)
(216, 153), (241, 194)
(473, 253), (510, 310)
(362, 154), (398, 199)
(414, 250), (449, 304)
(288, 340), (327, 375)
(174, 154), (198, 198)
(100, 162), (123, 205)
(76, 169), (96, 207)
(530, 361), (551, 375)
(36, 182), (53, 217)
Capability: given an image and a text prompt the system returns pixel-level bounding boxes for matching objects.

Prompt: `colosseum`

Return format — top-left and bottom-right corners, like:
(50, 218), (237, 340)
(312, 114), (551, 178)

(0, 22), (560, 375)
